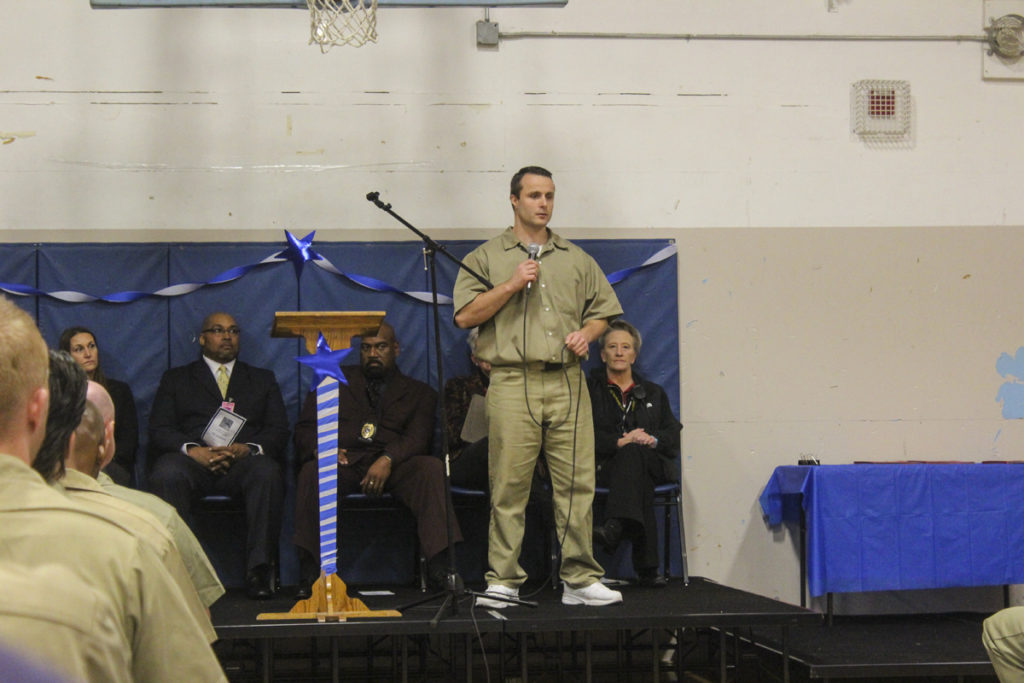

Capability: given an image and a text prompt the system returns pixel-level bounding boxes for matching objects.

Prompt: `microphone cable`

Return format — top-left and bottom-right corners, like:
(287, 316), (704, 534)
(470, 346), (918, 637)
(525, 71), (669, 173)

(520, 356), (584, 601)
(519, 243), (570, 432)
(515, 243), (587, 598)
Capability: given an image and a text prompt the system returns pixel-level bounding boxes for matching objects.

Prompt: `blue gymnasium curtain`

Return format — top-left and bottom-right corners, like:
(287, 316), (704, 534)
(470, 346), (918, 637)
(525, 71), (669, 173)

(7, 238), (679, 584)
(0, 244), (38, 318)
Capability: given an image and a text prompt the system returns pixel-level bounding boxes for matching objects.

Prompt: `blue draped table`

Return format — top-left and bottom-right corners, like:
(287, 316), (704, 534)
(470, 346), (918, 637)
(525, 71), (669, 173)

(759, 464), (1024, 597)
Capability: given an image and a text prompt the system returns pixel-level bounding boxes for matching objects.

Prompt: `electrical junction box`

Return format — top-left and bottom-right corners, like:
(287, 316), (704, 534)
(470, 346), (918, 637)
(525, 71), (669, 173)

(476, 20), (499, 47)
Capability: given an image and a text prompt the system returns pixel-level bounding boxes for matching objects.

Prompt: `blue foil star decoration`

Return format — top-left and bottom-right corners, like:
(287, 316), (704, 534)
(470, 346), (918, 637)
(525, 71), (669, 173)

(296, 334), (354, 386)
(275, 230), (323, 280)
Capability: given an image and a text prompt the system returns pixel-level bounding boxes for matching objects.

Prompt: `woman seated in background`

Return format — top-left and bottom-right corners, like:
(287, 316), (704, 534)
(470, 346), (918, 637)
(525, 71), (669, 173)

(59, 326), (139, 487)
(588, 319), (682, 588)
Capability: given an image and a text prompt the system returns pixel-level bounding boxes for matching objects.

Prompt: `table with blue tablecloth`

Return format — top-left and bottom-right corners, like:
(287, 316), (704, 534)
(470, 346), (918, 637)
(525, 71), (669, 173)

(759, 464), (1024, 597)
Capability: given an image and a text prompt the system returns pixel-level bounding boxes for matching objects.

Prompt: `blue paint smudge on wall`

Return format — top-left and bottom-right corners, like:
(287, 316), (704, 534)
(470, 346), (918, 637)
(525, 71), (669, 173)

(996, 347), (1024, 418)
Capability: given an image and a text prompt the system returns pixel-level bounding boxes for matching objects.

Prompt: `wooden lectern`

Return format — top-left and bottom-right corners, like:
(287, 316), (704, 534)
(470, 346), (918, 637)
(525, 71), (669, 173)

(258, 310), (400, 622)
(271, 311), (388, 355)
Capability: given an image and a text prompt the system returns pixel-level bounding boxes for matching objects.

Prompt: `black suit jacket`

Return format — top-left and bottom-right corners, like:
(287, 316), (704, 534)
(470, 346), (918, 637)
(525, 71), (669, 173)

(148, 359), (290, 464)
(106, 377), (138, 472)
(587, 367), (682, 464)
(294, 366), (437, 468)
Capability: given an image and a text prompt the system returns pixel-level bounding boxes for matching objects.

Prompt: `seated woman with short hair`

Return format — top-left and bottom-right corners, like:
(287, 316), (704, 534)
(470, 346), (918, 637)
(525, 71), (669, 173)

(588, 319), (682, 587)
(59, 326), (139, 487)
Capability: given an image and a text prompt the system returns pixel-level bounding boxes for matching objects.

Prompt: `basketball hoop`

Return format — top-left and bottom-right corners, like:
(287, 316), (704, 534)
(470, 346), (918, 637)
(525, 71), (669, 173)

(307, 0), (378, 52)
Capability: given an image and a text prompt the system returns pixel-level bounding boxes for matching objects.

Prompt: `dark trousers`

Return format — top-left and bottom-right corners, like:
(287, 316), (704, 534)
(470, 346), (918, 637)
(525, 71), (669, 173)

(149, 451), (284, 571)
(596, 444), (671, 570)
(450, 438), (490, 491)
(293, 454), (463, 563)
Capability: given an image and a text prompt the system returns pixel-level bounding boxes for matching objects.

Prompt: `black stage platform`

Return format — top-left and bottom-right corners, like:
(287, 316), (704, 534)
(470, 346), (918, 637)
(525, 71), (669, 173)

(748, 613), (997, 682)
(211, 576), (820, 682)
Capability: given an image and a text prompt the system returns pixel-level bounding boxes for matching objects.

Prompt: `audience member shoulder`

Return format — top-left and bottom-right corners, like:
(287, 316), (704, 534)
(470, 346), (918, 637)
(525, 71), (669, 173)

(0, 562), (132, 683)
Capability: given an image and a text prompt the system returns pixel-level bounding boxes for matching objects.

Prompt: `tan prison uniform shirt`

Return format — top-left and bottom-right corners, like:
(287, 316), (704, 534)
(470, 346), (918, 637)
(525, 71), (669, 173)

(453, 228), (622, 366)
(97, 470), (225, 607)
(0, 561), (132, 683)
(0, 454), (226, 683)
(58, 468), (217, 643)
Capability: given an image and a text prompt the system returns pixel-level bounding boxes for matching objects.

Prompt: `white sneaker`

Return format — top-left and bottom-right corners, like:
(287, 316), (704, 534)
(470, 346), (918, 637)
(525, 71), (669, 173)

(562, 581), (623, 606)
(475, 584), (519, 609)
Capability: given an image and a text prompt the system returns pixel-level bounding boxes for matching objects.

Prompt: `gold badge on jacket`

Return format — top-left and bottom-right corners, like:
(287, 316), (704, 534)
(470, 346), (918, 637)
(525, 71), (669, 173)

(360, 421), (377, 443)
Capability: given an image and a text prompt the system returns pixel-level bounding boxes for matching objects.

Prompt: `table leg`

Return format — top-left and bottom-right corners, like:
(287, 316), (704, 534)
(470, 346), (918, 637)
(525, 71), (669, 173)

(261, 638), (272, 683)
(719, 629), (727, 683)
(332, 637), (339, 683)
(800, 509), (807, 608)
(782, 625), (790, 683)
(520, 633), (528, 682)
(585, 631), (593, 683)
(650, 628), (660, 681)
(401, 636), (409, 683)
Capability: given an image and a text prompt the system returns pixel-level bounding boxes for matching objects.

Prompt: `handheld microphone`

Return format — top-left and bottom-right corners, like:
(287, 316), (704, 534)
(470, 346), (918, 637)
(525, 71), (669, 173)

(526, 243), (541, 293)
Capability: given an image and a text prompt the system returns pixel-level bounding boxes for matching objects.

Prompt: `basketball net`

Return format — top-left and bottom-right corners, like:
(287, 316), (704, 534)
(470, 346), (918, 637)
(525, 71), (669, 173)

(307, 0), (378, 52)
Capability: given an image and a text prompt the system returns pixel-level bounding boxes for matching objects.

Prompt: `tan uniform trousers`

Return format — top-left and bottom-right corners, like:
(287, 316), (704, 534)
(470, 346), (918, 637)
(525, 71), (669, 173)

(985, 606), (1024, 682)
(485, 364), (604, 588)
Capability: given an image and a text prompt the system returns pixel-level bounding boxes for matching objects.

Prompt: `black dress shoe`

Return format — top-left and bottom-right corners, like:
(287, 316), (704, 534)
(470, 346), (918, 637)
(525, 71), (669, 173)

(426, 568), (446, 593)
(636, 569), (668, 588)
(425, 552), (458, 592)
(294, 579), (313, 600)
(246, 564), (275, 600)
(294, 555), (319, 600)
(593, 518), (623, 554)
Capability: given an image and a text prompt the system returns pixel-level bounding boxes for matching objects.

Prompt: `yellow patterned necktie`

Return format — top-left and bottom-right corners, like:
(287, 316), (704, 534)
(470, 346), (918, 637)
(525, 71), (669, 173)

(216, 365), (229, 399)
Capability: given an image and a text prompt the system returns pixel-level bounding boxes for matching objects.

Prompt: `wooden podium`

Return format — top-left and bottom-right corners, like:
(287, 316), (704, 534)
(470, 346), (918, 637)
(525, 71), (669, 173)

(271, 311), (387, 354)
(259, 310), (400, 622)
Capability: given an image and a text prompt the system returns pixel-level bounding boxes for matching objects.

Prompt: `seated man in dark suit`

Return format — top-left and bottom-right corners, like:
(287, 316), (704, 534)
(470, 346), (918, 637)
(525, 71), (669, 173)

(149, 312), (289, 599)
(292, 321), (463, 597)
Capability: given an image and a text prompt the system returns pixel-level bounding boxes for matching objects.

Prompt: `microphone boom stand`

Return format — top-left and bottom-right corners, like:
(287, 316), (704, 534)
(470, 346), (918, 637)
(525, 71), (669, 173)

(365, 192), (537, 623)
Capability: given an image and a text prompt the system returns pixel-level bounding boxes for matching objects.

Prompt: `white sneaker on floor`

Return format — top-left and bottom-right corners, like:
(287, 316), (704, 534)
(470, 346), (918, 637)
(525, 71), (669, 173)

(475, 584), (519, 609)
(562, 581), (623, 606)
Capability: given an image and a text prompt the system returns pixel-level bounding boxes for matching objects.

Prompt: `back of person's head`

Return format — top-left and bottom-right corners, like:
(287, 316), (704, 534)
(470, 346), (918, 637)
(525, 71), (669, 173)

(70, 401), (106, 478)
(0, 298), (49, 435)
(86, 380), (116, 424)
(33, 350), (88, 483)
(86, 381), (117, 459)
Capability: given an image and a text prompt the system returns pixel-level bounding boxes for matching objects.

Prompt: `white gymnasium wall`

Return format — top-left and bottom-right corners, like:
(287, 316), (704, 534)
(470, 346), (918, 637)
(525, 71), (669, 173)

(3, 0), (1024, 607)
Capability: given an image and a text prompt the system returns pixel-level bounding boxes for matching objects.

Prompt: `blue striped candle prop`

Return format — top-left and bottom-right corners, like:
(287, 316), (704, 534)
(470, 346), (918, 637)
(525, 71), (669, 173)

(316, 376), (341, 575)
(295, 332), (356, 576)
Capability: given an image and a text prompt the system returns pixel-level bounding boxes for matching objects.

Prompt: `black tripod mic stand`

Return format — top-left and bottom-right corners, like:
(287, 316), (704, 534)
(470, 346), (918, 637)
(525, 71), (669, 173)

(365, 191), (537, 624)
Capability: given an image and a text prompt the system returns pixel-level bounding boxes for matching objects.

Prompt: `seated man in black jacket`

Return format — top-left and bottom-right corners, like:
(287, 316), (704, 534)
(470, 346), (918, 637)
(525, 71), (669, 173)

(148, 312), (289, 599)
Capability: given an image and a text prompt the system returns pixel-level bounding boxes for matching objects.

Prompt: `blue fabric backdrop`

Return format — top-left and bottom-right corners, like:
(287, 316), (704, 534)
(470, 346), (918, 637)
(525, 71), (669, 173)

(3, 238), (679, 585)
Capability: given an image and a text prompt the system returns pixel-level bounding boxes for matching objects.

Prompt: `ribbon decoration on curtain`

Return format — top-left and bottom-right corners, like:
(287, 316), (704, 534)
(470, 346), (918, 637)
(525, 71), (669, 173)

(606, 243), (677, 285)
(0, 232), (675, 305)
(296, 334), (355, 576)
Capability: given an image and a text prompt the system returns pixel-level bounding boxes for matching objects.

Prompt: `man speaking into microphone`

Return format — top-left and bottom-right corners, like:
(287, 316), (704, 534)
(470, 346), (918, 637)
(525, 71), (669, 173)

(453, 165), (623, 608)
